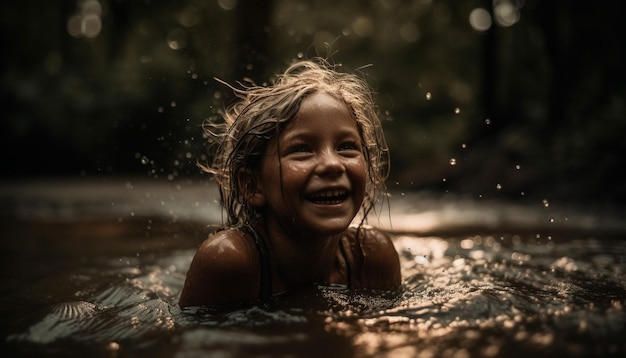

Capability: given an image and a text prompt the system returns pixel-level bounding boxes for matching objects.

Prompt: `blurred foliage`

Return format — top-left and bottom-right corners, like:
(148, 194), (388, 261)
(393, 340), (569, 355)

(1, 0), (625, 204)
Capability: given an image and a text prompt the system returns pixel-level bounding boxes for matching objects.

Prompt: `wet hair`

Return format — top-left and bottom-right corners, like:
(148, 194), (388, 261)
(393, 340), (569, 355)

(202, 58), (389, 227)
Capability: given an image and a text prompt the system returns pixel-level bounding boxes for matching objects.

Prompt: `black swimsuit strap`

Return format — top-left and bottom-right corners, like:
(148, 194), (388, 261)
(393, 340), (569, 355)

(241, 225), (272, 302)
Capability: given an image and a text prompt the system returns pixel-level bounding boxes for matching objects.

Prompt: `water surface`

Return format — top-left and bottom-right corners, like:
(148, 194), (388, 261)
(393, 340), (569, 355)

(1, 179), (625, 357)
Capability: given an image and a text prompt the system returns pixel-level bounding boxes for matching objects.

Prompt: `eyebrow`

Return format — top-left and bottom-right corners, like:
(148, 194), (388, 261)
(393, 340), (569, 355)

(280, 126), (361, 142)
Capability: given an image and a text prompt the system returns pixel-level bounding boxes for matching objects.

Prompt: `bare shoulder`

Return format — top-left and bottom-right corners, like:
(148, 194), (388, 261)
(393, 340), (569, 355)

(347, 225), (395, 252)
(194, 228), (258, 266)
(179, 228), (261, 308)
(361, 225), (392, 242)
(345, 225), (401, 290)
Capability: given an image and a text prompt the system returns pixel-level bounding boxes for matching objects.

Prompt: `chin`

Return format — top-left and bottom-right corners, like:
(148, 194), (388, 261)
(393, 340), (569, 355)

(314, 221), (352, 236)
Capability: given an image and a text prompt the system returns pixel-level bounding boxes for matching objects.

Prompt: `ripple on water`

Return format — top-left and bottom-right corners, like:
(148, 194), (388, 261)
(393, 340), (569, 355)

(7, 235), (626, 357)
(319, 235), (626, 357)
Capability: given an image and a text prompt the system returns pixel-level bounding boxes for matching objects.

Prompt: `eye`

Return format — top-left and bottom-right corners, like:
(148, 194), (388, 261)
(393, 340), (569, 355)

(286, 144), (312, 154)
(337, 141), (361, 152)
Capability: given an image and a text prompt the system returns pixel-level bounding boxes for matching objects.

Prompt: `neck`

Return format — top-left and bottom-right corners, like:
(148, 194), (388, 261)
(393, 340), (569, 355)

(262, 220), (340, 289)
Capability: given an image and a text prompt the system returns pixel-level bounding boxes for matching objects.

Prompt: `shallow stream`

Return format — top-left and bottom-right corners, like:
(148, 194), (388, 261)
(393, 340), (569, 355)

(1, 179), (625, 357)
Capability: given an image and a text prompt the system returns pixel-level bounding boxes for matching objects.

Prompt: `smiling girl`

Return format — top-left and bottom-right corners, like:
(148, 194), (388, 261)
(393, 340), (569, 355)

(179, 59), (401, 308)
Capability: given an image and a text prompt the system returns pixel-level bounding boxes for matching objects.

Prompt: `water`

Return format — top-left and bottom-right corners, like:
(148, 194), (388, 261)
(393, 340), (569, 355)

(1, 179), (625, 357)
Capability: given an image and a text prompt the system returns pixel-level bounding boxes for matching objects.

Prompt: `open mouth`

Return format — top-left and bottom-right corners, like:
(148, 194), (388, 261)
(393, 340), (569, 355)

(305, 189), (349, 205)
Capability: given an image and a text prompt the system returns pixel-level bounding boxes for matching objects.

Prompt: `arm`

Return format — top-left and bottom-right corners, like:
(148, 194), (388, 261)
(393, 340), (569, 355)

(179, 229), (260, 308)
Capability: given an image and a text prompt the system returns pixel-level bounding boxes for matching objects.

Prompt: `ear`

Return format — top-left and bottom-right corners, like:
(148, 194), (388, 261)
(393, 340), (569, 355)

(237, 168), (266, 207)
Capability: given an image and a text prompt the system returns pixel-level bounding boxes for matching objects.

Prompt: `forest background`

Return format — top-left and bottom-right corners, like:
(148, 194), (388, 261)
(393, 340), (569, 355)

(2, 0), (625, 206)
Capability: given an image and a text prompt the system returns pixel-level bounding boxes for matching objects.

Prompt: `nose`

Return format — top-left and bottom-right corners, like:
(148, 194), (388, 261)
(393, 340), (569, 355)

(316, 149), (345, 177)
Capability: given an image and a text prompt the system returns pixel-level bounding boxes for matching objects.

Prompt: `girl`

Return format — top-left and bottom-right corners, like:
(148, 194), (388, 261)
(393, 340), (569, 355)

(179, 59), (401, 308)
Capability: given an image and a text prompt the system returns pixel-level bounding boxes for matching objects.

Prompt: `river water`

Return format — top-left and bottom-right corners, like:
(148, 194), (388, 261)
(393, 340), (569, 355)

(1, 179), (625, 357)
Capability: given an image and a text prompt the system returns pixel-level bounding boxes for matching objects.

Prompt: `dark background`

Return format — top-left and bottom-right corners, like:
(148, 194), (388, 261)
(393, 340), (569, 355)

(2, 0), (625, 205)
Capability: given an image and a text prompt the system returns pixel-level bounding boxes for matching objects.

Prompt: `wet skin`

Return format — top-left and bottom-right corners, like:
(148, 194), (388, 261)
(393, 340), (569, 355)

(179, 91), (401, 308)
(256, 91), (367, 239)
(250, 91), (368, 290)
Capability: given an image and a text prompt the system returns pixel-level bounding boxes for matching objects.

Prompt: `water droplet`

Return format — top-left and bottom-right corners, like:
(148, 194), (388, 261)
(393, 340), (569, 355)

(542, 199), (550, 208)
(454, 107), (461, 114)
(425, 92), (432, 100)
(107, 342), (120, 352)
(549, 218), (555, 223)
(140, 156), (149, 165)
(515, 164), (521, 170)
(484, 118), (491, 125)
(449, 158), (457, 165)
(167, 29), (188, 50)
(461, 143), (467, 149)
(496, 183), (502, 190)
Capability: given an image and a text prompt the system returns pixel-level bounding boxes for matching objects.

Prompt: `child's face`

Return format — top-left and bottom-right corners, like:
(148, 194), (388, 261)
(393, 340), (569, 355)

(257, 91), (367, 237)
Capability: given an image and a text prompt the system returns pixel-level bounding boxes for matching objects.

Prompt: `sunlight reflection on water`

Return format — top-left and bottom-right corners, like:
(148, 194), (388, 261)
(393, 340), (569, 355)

(2, 179), (626, 357)
(5, 232), (626, 357)
(2, 179), (624, 237)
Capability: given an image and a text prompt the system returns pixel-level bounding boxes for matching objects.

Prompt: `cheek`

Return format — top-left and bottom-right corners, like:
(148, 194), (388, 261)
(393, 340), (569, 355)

(350, 157), (368, 191)
(277, 162), (311, 193)
(262, 160), (307, 192)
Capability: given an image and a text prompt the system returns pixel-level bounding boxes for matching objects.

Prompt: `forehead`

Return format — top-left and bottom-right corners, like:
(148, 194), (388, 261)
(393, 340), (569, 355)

(297, 91), (351, 115)
(284, 91), (359, 134)
(261, 92), (360, 152)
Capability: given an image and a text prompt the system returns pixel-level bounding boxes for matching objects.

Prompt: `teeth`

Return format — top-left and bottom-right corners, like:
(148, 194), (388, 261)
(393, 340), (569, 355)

(309, 190), (346, 199)
(307, 190), (348, 204)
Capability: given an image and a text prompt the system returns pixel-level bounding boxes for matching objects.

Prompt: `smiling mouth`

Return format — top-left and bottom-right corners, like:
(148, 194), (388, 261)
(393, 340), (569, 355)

(305, 189), (349, 205)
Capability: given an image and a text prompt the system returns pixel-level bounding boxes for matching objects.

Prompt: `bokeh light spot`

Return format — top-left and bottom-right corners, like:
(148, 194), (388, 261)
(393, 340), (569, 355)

(352, 16), (375, 38)
(494, 1), (520, 27)
(469, 8), (492, 32)
(167, 29), (188, 50)
(66, 0), (103, 39)
(218, 0), (237, 11)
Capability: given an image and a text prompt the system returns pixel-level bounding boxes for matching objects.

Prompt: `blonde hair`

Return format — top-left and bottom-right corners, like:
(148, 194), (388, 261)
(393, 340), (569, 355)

(202, 58), (389, 226)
